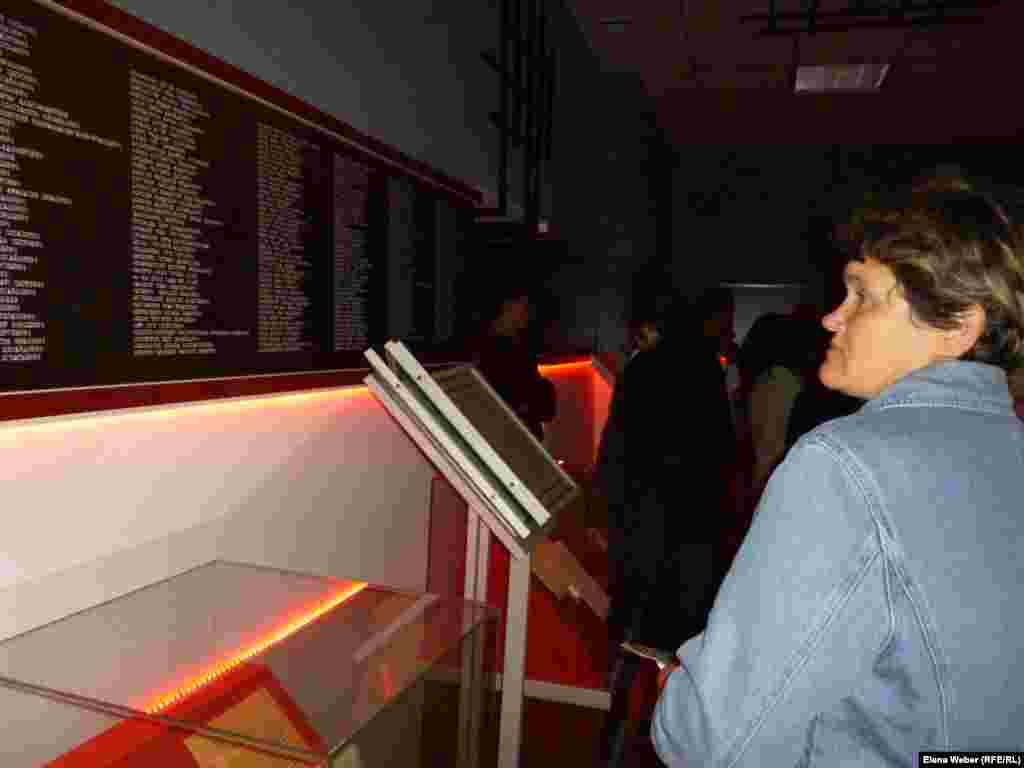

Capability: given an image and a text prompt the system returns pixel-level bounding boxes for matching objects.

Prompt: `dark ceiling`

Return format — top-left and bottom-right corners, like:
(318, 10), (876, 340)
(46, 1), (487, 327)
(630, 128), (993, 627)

(567, 1), (1024, 144)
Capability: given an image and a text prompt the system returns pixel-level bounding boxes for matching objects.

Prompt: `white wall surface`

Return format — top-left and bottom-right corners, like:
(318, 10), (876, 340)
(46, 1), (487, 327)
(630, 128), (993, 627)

(0, 366), (597, 643)
(0, 367), (597, 760)
(0, 385), (432, 642)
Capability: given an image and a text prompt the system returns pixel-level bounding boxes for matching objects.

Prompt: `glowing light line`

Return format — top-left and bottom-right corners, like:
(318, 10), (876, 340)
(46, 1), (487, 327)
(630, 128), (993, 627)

(539, 361), (592, 375)
(145, 582), (369, 714)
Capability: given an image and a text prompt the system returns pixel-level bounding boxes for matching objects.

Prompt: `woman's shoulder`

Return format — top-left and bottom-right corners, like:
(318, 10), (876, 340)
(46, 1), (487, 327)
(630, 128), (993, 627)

(786, 406), (875, 466)
(759, 427), (876, 527)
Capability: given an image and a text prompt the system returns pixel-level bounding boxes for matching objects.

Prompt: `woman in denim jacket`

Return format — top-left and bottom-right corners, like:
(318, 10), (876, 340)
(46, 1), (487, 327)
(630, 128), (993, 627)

(653, 184), (1024, 766)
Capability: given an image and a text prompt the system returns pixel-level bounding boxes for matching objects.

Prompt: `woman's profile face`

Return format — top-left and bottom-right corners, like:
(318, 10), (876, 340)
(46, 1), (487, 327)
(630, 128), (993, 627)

(820, 258), (952, 399)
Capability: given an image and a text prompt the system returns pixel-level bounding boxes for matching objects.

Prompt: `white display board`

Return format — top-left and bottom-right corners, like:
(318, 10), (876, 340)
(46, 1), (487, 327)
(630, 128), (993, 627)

(364, 341), (578, 552)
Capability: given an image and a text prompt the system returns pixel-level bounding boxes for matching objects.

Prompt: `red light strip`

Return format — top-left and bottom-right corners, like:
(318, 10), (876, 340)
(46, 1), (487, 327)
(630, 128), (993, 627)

(144, 581), (369, 714)
(539, 360), (592, 375)
(3, 361), (594, 439)
(0, 385), (374, 438)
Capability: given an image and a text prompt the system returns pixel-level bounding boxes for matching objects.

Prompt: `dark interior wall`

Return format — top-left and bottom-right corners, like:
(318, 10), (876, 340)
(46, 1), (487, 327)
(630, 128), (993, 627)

(670, 144), (1024, 315)
(671, 145), (837, 297)
(542, 1), (669, 354)
(104, 0), (696, 357)
(76, 3), (1024, 361)
(109, 0), (504, 203)
(109, 0), (670, 356)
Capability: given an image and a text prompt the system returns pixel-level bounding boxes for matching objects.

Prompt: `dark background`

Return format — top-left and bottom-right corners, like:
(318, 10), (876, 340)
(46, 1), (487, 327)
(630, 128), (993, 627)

(0, 0), (473, 392)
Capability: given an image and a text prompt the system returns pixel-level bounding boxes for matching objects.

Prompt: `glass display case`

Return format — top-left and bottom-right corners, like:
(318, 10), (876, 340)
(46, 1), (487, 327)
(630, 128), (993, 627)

(0, 561), (498, 767)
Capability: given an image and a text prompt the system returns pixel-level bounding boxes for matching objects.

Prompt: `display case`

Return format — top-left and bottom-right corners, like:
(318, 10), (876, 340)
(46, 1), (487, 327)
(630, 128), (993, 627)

(0, 561), (498, 767)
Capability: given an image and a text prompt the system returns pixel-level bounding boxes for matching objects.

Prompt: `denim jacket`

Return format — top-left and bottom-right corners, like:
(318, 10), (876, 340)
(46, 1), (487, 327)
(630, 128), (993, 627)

(652, 361), (1024, 767)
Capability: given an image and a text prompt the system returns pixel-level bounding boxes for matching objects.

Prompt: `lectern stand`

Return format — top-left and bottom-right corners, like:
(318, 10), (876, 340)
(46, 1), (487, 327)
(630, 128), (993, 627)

(364, 341), (580, 768)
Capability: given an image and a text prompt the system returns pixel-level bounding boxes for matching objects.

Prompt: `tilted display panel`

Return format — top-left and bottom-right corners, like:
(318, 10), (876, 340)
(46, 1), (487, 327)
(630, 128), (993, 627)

(365, 341), (579, 544)
(363, 341), (590, 768)
(0, 561), (497, 767)
(364, 347), (542, 548)
(384, 341), (578, 526)
(429, 365), (577, 518)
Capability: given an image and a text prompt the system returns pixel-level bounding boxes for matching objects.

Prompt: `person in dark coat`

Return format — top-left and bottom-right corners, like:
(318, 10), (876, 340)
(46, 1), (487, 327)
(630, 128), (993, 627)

(601, 288), (736, 766)
(596, 302), (663, 658)
(629, 287), (736, 645)
(472, 283), (556, 441)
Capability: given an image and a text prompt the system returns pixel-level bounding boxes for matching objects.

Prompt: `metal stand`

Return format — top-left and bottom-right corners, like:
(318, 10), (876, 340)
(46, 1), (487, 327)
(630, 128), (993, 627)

(457, 511), (492, 768)
(363, 345), (579, 768)
(498, 548), (531, 768)
(456, 504), (531, 768)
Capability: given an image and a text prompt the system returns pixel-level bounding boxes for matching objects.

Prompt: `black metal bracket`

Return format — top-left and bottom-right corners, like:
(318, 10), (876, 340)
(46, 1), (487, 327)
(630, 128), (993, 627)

(480, 0), (556, 230)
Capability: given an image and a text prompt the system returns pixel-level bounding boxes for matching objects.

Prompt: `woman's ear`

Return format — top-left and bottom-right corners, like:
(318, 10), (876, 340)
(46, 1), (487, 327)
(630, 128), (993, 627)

(944, 304), (986, 358)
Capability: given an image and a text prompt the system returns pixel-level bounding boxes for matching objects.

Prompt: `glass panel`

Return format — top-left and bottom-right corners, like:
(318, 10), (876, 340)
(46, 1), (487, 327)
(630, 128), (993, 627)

(0, 561), (496, 765)
(0, 670), (331, 767)
(332, 620), (498, 767)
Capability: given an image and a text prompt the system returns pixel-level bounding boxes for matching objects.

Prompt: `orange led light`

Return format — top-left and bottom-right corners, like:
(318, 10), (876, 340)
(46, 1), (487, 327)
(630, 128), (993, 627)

(3, 358), (596, 438)
(539, 360), (592, 375)
(144, 581), (368, 714)
(0, 385), (374, 438)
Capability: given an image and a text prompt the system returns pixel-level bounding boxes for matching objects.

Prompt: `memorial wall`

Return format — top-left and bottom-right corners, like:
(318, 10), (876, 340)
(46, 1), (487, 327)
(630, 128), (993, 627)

(0, 0), (476, 393)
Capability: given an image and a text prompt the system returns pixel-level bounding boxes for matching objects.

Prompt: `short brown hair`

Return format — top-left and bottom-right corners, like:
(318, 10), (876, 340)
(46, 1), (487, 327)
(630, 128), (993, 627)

(854, 185), (1024, 370)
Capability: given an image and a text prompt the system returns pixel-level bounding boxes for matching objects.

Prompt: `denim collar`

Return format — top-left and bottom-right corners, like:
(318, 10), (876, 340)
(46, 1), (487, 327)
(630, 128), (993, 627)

(865, 361), (1011, 412)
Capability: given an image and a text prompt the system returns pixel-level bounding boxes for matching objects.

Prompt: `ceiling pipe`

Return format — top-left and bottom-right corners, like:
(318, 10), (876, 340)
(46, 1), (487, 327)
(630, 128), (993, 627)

(754, 15), (986, 35)
(741, 0), (999, 34)
(743, 0), (999, 22)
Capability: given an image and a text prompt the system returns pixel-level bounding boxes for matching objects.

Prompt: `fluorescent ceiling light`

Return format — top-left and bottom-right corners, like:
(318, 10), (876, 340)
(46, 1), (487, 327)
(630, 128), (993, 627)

(795, 63), (890, 93)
